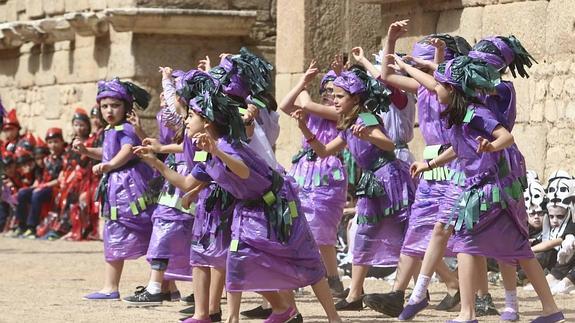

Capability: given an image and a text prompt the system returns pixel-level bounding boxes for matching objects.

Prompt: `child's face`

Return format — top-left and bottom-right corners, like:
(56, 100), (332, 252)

(2, 127), (18, 141)
(47, 138), (64, 154)
(90, 115), (103, 130)
(548, 207), (567, 228)
(528, 212), (543, 229)
(35, 155), (45, 168)
(18, 161), (35, 174)
(99, 98), (126, 126)
(333, 86), (359, 115)
(4, 163), (16, 176)
(73, 119), (90, 138)
(321, 81), (335, 106)
(185, 111), (206, 138)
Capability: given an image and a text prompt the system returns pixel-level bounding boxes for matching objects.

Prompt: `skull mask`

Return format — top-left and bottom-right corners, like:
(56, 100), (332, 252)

(546, 170), (575, 209)
(525, 180), (547, 214)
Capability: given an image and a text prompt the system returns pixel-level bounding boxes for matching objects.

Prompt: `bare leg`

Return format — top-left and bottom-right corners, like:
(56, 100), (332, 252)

(453, 253), (480, 321)
(518, 258), (559, 316)
(420, 223), (453, 277)
(475, 256), (489, 297)
(392, 254), (420, 291)
(278, 290), (298, 311)
(259, 291), (290, 313)
(319, 245), (340, 277)
(347, 264), (368, 301)
(311, 278), (343, 322)
(102, 260), (124, 293)
(225, 291), (242, 323)
(193, 267), (211, 320)
(209, 267), (226, 314)
(435, 260), (459, 294)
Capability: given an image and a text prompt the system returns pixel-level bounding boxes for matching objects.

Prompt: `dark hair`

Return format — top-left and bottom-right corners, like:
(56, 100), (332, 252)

(473, 39), (502, 58)
(437, 63), (481, 127)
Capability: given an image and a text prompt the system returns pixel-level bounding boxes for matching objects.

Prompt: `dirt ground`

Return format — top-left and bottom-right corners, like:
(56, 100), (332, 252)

(0, 236), (573, 323)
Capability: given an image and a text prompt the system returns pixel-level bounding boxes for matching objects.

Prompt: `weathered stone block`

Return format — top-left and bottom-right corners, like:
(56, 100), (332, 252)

(89, 0), (107, 11)
(545, 0), (575, 56)
(548, 76), (563, 99)
(231, 0), (268, 10)
(482, 1), (548, 58)
(513, 123), (547, 178)
(65, 0), (90, 12)
(530, 102), (544, 122)
(26, 0), (45, 19)
(276, 0), (305, 73)
(349, 3), (382, 58)
(461, 0), (498, 6)
(135, 0), (229, 10)
(5, 0), (17, 21)
(44, 0), (65, 16)
(437, 6), (483, 44)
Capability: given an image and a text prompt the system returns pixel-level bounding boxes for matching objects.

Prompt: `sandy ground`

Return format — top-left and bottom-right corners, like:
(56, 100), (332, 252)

(0, 236), (574, 323)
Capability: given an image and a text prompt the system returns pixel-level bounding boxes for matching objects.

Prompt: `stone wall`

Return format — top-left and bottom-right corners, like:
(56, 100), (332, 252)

(0, 0), (275, 140)
(275, 0), (575, 181)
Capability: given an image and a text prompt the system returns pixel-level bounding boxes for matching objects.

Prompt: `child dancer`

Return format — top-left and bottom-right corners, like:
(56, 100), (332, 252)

(76, 78), (155, 301)
(467, 35), (538, 320)
(173, 84), (340, 323)
(122, 67), (195, 305)
(278, 62), (348, 296)
(293, 66), (415, 311)
(397, 54), (562, 323)
(363, 20), (468, 317)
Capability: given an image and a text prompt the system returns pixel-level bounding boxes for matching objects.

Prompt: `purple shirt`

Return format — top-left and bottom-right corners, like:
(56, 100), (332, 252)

(482, 81), (516, 131)
(417, 86), (451, 146)
(338, 117), (393, 170)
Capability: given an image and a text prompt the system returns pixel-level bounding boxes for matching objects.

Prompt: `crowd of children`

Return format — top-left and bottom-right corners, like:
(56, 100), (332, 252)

(1, 18), (573, 323)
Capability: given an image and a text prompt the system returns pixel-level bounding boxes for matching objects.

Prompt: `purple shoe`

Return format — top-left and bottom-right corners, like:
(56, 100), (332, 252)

(531, 312), (565, 323)
(398, 298), (428, 321)
(500, 309), (520, 321)
(263, 307), (297, 323)
(83, 291), (120, 300)
(445, 320), (478, 323)
(181, 318), (210, 323)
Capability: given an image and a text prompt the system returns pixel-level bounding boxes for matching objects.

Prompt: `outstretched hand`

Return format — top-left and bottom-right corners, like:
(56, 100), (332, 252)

(159, 66), (173, 79)
(72, 138), (87, 154)
(388, 19), (409, 41)
(330, 54), (344, 75)
(476, 136), (494, 153)
(132, 145), (158, 164)
(351, 47), (365, 62)
(386, 53), (408, 72)
(290, 108), (307, 129)
(142, 137), (162, 153)
(194, 132), (218, 155)
(302, 60), (320, 85)
(351, 124), (369, 140)
(410, 161), (429, 178)
(197, 56), (211, 72)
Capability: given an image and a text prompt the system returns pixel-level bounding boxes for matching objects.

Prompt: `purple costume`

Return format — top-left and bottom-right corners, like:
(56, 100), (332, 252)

(289, 113), (347, 246)
(340, 117), (415, 266)
(446, 106), (533, 264)
(205, 139), (325, 292)
(100, 122), (154, 261)
(400, 86), (460, 257)
(380, 95), (416, 164)
(182, 135), (232, 270)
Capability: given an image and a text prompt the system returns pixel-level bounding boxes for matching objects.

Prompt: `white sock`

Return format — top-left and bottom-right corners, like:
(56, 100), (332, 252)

(408, 274), (431, 305)
(146, 281), (162, 295)
(504, 289), (518, 312)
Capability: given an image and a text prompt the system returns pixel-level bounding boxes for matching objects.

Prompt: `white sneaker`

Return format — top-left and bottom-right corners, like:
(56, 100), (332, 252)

(551, 279), (575, 295)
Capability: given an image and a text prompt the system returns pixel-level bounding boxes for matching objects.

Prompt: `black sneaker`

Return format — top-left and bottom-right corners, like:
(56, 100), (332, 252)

(363, 290), (405, 317)
(122, 286), (163, 306)
(475, 293), (499, 316)
(240, 305), (273, 319)
(179, 311), (222, 322)
(180, 305), (195, 315)
(436, 290), (460, 311)
(328, 277), (345, 298)
(335, 297), (364, 311)
(286, 313), (303, 323)
(180, 293), (195, 305)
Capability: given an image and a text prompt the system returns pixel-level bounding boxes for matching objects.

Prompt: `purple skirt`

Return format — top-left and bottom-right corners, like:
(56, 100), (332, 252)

(103, 209), (153, 262)
(451, 175), (533, 265)
(189, 188), (232, 270)
(226, 184), (325, 292)
(146, 216), (194, 281)
(401, 179), (446, 258)
(299, 184), (346, 246)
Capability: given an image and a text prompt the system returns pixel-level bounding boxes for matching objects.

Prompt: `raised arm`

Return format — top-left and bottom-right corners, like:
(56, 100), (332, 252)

(142, 137), (184, 154)
(351, 47), (381, 78)
(293, 109), (346, 157)
(278, 60), (318, 115)
(73, 138), (103, 160)
(380, 20), (420, 94)
(196, 132), (250, 180)
(297, 90), (338, 121)
(389, 54), (444, 94)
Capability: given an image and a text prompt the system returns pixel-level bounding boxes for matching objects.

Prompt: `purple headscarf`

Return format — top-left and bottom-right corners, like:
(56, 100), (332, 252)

(96, 78), (132, 104)
(433, 59), (458, 87)
(468, 37), (515, 71)
(216, 56), (250, 99)
(333, 71), (366, 95)
(320, 70), (338, 94)
(411, 41), (456, 62)
(175, 69), (217, 93)
(434, 56), (501, 97)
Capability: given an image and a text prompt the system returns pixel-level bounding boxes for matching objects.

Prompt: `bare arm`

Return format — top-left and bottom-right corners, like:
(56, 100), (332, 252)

(295, 110), (346, 158)
(298, 90), (339, 121)
(476, 125), (514, 153)
(148, 157), (204, 191)
(351, 47), (381, 78)
(351, 124), (395, 152)
(380, 20), (420, 94)
(104, 144), (134, 172)
(278, 60), (320, 116)
(196, 133), (250, 180)
(532, 239), (562, 253)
